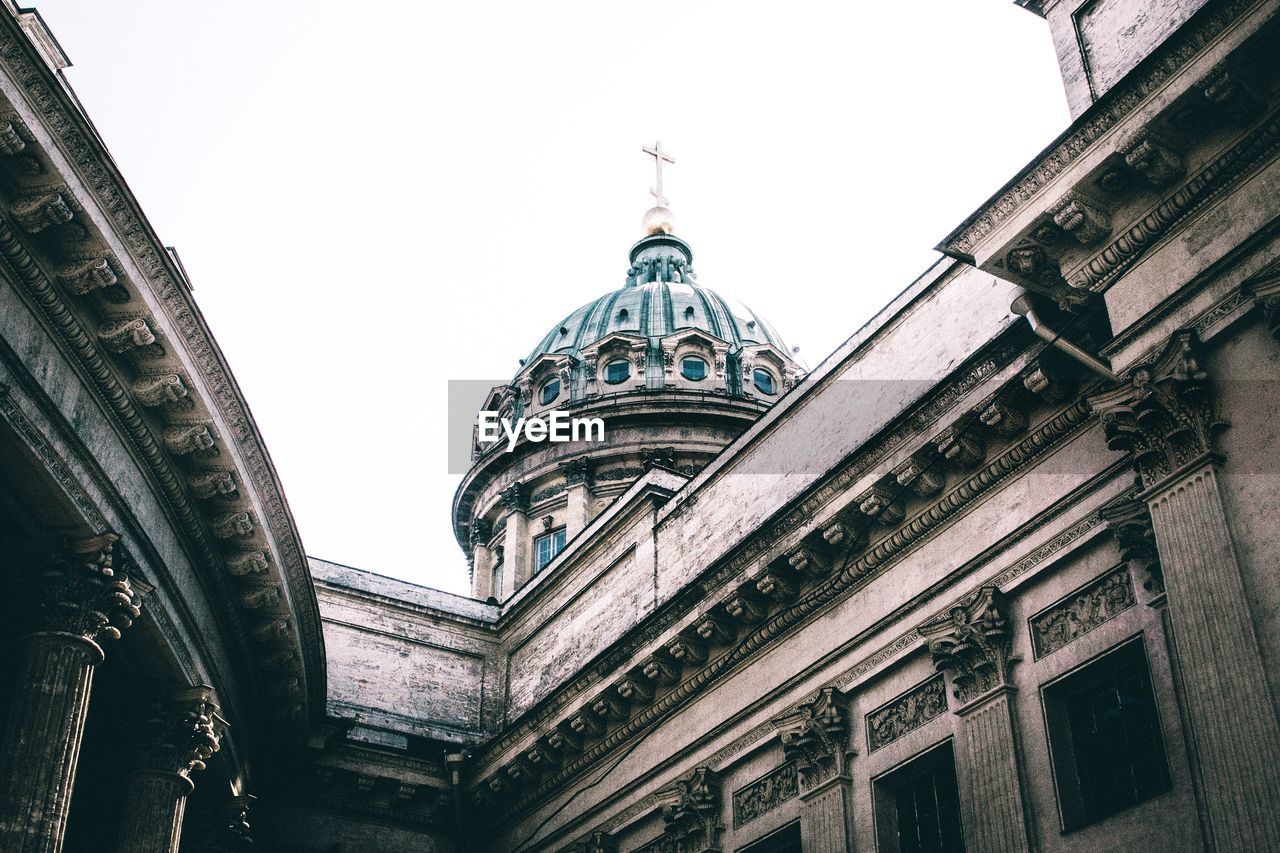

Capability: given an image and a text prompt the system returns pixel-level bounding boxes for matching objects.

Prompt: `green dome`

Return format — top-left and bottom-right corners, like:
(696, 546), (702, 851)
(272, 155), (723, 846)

(524, 233), (789, 365)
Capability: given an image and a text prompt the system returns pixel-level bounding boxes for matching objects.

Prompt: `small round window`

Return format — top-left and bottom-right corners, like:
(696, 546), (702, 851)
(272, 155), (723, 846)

(752, 368), (776, 395)
(604, 359), (631, 384)
(681, 356), (708, 381)
(540, 378), (560, 404)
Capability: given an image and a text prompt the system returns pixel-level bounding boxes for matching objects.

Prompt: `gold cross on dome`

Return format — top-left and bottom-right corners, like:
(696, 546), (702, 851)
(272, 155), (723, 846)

(642, 140), (675, 207)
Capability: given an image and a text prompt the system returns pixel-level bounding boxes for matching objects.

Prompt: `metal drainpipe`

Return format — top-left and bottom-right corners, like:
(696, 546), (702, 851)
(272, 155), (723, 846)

(1010, 289), (1120, 381)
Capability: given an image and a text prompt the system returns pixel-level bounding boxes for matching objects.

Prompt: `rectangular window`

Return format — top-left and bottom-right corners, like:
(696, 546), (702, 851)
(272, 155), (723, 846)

(1043, 638), (1171, 831)
(874, 741), (965, 853)
(534, 527), (566, 572)
(739, 821), (801, 853)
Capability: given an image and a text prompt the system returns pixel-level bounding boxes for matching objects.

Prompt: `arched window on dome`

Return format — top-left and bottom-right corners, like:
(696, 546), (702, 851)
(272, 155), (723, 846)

(540, 377), (560, 405)
(681, 356), (708, 381)
(604, 359), (631, 385)
(753, 367), (776, 395)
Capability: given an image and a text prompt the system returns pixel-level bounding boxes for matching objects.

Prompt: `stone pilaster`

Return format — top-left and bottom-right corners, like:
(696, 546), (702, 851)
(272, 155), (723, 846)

(772, 687), (853, 852)
(919, 587), (1032, 853)
(0, 534), (141, 853)
(560, 458), (594, 539)
(115, 686), (225, 853)
(499, 483), (530, 597)
(1089, 331), (1280, 849)
(469, 520), (495, 600)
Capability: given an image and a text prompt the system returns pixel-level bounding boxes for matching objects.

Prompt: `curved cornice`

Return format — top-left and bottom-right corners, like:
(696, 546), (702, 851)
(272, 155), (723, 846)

(0, 13), (323, 737)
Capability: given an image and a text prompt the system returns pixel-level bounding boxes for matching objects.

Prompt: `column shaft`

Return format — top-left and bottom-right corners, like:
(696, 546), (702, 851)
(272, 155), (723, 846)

(799, 777), (853, 852)
(115, 771), (191, 853)
(953, 691), (1032, 853)
(502, 509), (530, 596)
(1146, 461), (1280, 849)
(0, 633), (102, 853)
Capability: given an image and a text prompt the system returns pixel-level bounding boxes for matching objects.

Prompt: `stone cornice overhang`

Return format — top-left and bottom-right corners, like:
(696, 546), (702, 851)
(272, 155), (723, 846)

(464, 318), (1101, 824)
(0, 12), (323, 741)
(938, 0), (1280, 308)
(452, 389), (769, 548)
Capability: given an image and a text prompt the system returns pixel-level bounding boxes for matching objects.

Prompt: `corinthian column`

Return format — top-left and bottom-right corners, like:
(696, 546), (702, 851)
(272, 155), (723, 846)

(499, 482), (530, 597)
(772, 687), (854, 852)
(0, 534), (142, 853)
(919, 587), (1032, 853)
(114, 686), (225, 853)
(1089, 331), (1280, 850)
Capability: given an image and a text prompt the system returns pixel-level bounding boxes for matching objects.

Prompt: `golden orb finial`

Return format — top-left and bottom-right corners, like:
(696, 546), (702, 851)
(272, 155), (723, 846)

(642, 205), (677, 236)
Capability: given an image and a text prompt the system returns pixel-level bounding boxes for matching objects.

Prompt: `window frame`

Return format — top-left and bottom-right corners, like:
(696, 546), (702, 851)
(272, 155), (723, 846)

(540, 377), (561, 405)
(752, 367), (776, 395)
(1040, 635), (1172, 833)
(680, 355), (708, 381)
(872, 739), (966, 853)
(603, 358), (631, 385)
(533, 527), (567, 572)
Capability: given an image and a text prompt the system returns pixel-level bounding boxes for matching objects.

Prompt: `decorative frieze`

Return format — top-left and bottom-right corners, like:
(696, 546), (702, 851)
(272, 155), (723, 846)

(733, 763), (798, 827)
(1087, 331), (1224, 490)
(919, 586), (1016, 706)
(1029, 566), (1135, 658)
(772, 687), (849, 791)
(866, 674), (947, 752)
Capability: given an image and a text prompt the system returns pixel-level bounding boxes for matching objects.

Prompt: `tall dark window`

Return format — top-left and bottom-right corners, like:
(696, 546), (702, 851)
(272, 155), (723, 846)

(534, 528), (566, 572)
(739, 821), (801, 853)
(1044, 638), (1171, 830)
(875, 742), (965, 853)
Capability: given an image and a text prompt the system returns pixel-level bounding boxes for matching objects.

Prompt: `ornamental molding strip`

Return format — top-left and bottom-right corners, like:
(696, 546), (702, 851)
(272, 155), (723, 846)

(0, 12), (322, 732)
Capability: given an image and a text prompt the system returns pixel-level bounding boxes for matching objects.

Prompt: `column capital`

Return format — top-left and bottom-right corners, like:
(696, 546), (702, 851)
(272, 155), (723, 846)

(31, 533), (141, 654)
(919, 586), (1018, 708)
(1100, 493), (1164, 596)
(468, 518), (493, 549)
(131, 686), (226, 786)
(771, 687), (850, 792)
(656, 766), (722, 852)
(499, 482), (529, 513)
(1087, 331), (1226, 491)
(559, 457), (595, 488)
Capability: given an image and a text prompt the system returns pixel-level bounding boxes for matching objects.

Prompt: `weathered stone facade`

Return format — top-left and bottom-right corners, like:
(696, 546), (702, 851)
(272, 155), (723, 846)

(1, 0), (1279, 851)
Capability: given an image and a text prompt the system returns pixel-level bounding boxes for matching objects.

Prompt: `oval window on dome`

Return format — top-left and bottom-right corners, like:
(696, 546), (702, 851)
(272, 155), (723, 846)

(540, 378), (561, 404)
(681, 356), (708, 381)
(752, 367), (776, 395)
(604, 359), (631, 385)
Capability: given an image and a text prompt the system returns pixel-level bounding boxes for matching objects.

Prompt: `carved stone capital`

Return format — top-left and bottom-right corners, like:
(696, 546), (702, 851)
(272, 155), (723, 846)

(468, 519), (493, 550)
(1100, 494), (1164, 595)
(771, 687), (849, 791)
(918, 586), (1017, 707)
(560, 457), (594, 488)
(1087, 331), (1224, 491)
(132, 686), (226, 784)
(499, 482), (529, 513)
(656, 766), (722, 851)
(30, 534), (141, 650)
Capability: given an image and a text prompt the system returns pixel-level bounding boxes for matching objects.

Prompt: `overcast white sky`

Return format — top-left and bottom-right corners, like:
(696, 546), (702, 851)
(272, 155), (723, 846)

(35, 1), (1070, 594)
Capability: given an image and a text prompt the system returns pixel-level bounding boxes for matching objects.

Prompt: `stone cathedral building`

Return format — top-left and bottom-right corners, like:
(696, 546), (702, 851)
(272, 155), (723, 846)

(1, 0), (1279, 850)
